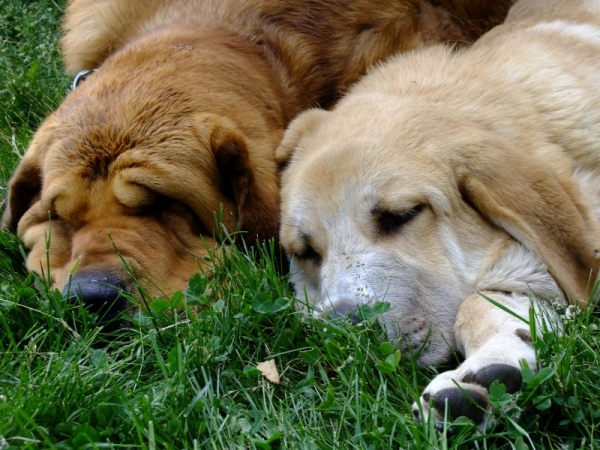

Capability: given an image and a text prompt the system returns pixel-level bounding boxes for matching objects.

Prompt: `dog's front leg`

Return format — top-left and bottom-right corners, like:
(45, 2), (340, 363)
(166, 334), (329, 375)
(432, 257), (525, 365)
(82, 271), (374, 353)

(412, 291), (556, 430)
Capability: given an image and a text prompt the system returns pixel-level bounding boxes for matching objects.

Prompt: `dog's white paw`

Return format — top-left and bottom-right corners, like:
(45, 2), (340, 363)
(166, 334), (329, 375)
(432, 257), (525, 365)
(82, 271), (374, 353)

(412, 362), (523, 429)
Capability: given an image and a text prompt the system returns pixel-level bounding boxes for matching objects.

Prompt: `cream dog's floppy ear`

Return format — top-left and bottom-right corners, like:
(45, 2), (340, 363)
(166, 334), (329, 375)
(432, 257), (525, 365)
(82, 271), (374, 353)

(276, 108), (330, 171)
(204, 115), (280, 245)
(459, 147), (600, 306)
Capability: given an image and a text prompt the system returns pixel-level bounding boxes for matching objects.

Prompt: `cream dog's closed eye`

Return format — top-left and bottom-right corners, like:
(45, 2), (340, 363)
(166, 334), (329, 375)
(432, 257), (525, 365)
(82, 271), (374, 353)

(277, 0), (600, 428)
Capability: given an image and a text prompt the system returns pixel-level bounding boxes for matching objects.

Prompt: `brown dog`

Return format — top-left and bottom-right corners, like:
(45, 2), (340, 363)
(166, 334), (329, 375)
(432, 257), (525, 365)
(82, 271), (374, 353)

(277, 0), (600, 429)
(1, 0), (511, 320)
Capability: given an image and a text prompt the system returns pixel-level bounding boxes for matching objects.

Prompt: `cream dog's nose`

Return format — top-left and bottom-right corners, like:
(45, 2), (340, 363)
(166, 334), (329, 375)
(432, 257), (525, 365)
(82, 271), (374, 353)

(322, 300), (363, 325)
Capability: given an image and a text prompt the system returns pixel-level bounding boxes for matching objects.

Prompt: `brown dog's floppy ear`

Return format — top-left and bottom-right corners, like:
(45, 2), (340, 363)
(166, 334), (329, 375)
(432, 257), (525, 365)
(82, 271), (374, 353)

(1, 116), (61, 232)
(1, 151), (44, 232)
(459, 147), (600, 306)
(207, 117), (280, 245)
(276, 108), (330, 171)
(2, 119), (58, 231)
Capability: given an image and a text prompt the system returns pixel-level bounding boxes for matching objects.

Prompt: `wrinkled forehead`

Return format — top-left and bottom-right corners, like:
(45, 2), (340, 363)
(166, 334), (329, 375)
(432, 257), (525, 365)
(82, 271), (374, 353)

(39, 105), (223, 221)
(43, 74), (208, 178)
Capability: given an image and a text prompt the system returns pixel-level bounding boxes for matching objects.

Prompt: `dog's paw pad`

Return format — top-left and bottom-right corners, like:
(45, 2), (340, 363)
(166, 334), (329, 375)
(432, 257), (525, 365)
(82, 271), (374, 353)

(413, 363), (522, 427)
(461, 363), (522, 393)
(415, 386), (489, 425)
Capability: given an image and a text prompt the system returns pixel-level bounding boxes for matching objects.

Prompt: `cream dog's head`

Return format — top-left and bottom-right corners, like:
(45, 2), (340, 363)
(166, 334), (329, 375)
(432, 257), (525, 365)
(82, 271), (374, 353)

(276, 86), (600, 364)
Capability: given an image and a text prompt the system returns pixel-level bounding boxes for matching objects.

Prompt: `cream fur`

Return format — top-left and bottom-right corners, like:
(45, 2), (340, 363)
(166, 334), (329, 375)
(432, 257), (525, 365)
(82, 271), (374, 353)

(277, 0), (600, 426)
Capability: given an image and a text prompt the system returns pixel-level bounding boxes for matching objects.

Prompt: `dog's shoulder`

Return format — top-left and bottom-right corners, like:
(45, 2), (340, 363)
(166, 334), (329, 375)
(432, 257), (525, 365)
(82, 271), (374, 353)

(62, 0), (152, 73)
(61, 0), (201, 73)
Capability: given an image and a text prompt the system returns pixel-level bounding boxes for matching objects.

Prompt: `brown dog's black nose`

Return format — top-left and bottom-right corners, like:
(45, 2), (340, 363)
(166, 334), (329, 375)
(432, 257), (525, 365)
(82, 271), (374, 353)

(63, 272), (130, 325)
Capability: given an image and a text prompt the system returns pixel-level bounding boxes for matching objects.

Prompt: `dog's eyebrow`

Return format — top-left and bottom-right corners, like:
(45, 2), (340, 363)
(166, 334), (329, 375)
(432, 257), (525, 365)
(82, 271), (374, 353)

(297, 230), (321, 250)
(299, 231), (313, 245)
(370, 201), (421, 215)
(293, 231), (322, 264)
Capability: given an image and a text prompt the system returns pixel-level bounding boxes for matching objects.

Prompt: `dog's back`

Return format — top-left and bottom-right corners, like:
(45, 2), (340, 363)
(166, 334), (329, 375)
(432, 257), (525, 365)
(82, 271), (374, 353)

(351, 0), (600, 177)
(62, 0), (512, 109)
(504, 0), (600, 23)
(471, 0), (600, 179)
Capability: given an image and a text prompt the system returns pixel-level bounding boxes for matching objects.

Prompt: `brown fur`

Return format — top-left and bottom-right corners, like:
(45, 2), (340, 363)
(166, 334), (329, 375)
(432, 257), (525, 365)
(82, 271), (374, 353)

(1, 0), (511, 301)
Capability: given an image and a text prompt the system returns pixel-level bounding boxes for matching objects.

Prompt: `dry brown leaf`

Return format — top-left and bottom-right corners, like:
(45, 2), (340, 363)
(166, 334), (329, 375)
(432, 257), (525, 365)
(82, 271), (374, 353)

(256, 359), (280, 384)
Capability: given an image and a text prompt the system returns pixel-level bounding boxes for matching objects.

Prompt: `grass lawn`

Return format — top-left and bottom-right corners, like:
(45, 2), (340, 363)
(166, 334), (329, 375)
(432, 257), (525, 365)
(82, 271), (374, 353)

(0, 1), (599, 448)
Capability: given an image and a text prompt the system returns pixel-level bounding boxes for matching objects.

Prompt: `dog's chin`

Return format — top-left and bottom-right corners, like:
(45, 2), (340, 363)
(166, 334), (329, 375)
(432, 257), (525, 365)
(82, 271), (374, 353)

(307, 296), (455, 365)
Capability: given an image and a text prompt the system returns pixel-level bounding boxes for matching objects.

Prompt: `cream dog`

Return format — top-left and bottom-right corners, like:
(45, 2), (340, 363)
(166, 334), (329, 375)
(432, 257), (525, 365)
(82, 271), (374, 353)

(276, 0), (600, 427)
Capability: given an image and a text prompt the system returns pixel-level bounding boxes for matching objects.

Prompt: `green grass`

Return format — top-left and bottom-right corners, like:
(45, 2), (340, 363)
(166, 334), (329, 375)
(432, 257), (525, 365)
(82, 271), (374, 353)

(0, 0), (69, 186)
(1, 1), (599, 448)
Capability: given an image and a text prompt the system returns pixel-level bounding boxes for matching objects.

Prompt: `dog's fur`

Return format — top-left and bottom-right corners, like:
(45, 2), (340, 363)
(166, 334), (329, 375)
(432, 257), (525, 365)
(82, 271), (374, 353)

(1, 0), (511, 315)
(277, 0), (600, 427)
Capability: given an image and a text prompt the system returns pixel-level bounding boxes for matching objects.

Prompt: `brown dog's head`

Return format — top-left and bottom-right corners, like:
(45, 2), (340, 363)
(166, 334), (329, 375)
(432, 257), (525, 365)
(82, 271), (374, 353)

(2, 28), (283, 320)
(276, 79), (600, 363)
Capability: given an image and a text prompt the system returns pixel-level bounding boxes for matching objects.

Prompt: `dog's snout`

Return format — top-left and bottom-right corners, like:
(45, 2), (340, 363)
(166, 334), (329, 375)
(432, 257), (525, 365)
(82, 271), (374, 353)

(324, 301), (363, 325)
(63, 272), (130, 321)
